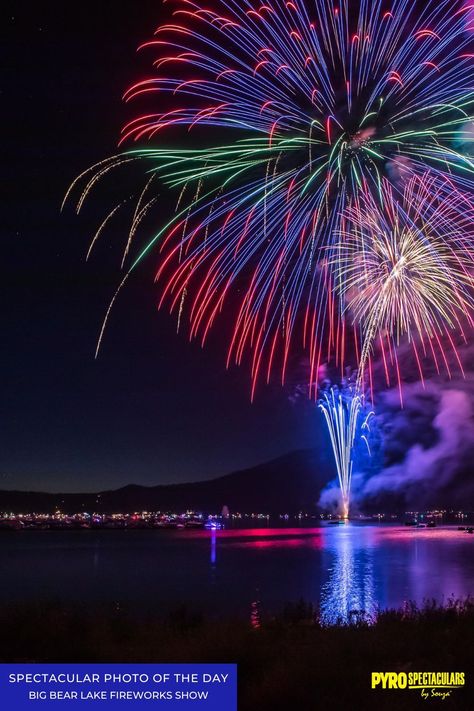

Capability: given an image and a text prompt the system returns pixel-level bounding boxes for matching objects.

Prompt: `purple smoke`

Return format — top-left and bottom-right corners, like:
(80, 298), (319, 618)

(359, 378), (474, 508)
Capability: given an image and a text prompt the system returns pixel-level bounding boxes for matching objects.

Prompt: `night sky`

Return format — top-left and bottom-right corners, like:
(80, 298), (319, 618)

(1, 2), (317, 493)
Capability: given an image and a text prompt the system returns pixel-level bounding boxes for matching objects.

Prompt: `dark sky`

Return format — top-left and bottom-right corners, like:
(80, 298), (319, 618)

(1, 2), (317, 493)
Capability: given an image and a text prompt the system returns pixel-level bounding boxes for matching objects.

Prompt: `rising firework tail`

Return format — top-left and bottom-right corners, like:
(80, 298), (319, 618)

(319, 385), (361, 518)
(318, 381), (375, 517)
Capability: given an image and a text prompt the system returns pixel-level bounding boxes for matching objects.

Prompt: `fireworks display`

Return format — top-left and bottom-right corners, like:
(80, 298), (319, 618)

(319, 386), (362, 519)
(334, 174), (474, 388)
(68, 0), (474, 516)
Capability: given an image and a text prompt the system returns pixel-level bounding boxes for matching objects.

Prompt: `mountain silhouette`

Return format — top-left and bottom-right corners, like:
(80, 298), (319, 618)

(0, 449), (334, 514)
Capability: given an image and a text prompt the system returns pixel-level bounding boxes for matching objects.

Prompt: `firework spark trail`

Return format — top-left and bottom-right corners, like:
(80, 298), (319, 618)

(333, 174), (474, 389)
(319, 386), (362, 518)
(68, 1), (474, 516)
(68, 0), (474, 396)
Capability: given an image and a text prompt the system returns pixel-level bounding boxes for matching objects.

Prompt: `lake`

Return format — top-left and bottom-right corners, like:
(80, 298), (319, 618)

(1, 524), (473, 624)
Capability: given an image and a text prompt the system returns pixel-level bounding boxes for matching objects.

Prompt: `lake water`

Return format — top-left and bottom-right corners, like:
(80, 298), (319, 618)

(1, 524), (473, 624)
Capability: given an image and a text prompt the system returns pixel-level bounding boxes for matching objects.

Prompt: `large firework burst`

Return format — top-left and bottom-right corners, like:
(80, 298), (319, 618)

(333, 174), (474, 390)
(67, 0), (474, 398)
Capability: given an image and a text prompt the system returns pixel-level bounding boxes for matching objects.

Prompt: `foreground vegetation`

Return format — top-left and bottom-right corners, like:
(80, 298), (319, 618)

(1, 598), (473, 709)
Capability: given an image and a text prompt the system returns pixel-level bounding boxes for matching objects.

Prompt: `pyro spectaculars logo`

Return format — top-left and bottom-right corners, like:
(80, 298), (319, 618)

(371, 672), (465, 700)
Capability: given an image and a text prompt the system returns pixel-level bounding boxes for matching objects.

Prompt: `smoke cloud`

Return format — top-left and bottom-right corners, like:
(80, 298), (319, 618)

(317, 345), (474, 512)
(359, 377), (474, 509)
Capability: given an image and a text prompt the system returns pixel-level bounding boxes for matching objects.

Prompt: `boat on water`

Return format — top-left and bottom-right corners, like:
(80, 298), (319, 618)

(204, 520), (223, 530)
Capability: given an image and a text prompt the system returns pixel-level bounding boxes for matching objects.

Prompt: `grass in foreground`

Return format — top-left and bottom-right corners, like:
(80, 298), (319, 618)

(1, 598), (473, 710)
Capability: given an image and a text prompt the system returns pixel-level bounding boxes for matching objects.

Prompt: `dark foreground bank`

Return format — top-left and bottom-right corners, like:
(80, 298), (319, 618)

(1, 599), (473, 710)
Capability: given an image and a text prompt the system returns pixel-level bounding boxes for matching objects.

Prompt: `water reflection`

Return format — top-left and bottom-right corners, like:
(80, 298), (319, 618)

(210, 528), (217, 566)
(1, 526), (473, 621)
(250, 597), (262, 629)
(320, 525), (376, 625)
